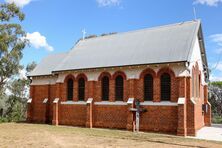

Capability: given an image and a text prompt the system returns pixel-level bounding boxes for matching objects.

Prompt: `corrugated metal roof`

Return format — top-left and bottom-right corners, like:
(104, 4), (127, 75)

(30, 20), (201, 76)
(29, 52), (68, 76)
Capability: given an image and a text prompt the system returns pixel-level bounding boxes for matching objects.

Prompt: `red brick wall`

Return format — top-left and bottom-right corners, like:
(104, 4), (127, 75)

(186, 63), (207, 136)
(29, 66), (210, 136)
(140, 106), (178, 133)
(194, 64), (205, 131)
(59, 104), (87, 126)
(136, 67), (179, 102)
(195, 98), (204, 130)
(48, 85), (57, 122)
(93, 105), (128, 129)
(31, 85), (48, 123)
(204, 85), (211, 126)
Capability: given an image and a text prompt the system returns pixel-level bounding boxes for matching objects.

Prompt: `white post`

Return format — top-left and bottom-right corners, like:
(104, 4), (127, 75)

(136, 111), (140, 132)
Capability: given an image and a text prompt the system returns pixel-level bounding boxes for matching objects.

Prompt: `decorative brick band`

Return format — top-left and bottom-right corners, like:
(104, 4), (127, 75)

(140, 101), (178, 106)
(94, 101), (128, 106)
(61, 101), (87, 105)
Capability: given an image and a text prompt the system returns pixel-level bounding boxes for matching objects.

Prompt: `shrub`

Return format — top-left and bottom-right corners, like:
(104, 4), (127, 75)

(0, 117), (9, 123)
(212, 115), (222, 124)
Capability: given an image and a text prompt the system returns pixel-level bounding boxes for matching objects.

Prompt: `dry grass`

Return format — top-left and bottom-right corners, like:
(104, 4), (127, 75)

(0, 123), (221, 148)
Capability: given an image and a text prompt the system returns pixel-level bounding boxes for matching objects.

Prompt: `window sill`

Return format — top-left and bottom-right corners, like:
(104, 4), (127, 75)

(61, 101), (87, 105)
(140, 101), (178, 106)
(94, 101), (127, 106)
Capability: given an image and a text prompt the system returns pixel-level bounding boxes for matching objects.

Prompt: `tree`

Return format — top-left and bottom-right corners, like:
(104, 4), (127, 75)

(209, 83), (222, 117)
(26, 61), (37, 74)
(5, 62), (36, 121)
(0, 3), (27, 92)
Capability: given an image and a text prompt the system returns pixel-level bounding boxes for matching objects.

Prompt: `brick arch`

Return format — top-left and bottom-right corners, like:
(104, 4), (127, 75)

(140, 68), (156, 79)
(63, 74), (75, 101)
(139, 68), (156, 102)
(191, 65), (196, 98)
(192, 65), (196, 78)
(192, 65), (196, 72)
(64, 74), (75, 82)
(76, 73), (88, 81)
(76, 73), (88, 101)
(98, 72), (112, 81)
(157, 67), (175, 78)
(195, 62), (199, 72)
(157, 67), (177, 102)
(195, 62), (202, 77)
(194, 62), (202, 99)
(112, 71), (127, 80)
(111, 71), (127, 102)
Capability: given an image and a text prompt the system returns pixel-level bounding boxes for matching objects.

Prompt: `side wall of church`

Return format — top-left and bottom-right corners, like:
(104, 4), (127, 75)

(28, 61), (209, 135)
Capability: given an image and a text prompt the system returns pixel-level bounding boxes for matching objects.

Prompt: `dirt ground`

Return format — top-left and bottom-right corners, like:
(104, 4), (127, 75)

(0, 123), (221, 148)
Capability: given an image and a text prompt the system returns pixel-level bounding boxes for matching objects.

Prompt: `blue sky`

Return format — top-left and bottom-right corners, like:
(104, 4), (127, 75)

(2, 0), (222, 81)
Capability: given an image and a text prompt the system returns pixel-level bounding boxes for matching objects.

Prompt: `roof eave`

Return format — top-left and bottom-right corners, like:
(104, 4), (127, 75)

(187, 20), (209, 82)
(52, 61), (187, 74)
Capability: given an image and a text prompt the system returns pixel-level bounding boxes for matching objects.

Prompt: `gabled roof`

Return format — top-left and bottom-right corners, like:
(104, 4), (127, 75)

(29, 52), (68, 76)
(29, 20), (205, 77)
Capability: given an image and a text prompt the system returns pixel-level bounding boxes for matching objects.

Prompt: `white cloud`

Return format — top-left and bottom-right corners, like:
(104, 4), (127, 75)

(25, 32), (54, 52)
(210, 74), (222, 81)
(210, 34), (222, 46)
(96, 0), (121, 7)
(19, 69), (27, 80)
(5, 0), (32, 7)
(194, 0), (222, 6)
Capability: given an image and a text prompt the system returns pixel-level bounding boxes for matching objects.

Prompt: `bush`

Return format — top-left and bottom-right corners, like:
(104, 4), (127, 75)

(0, 117), (9, 123)
(212, 115), (222, 124)
(5, 95), (27, 122)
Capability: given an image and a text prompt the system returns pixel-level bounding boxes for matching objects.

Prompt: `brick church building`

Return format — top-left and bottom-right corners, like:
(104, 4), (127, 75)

(27, 20), (211, 136)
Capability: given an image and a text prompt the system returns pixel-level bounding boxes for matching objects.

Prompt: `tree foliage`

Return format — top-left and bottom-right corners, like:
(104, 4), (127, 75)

(0, 2), (35, 122)
(209, 81), (222, 123)
(26, 61), (37, 73)
(4, 62), (37, 121)
(0, 2), (27, 92)
(210, 81), (222, 89)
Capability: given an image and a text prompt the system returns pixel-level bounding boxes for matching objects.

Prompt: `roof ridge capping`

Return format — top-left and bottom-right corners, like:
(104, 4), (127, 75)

(78, 19), (201, 42)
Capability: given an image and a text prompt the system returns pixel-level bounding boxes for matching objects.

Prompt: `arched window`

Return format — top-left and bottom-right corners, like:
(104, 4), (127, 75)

(196, 73), (201, 98)
(161, 73), (171, 101)
(67, 78), (73, 100)
(78, 78), (85, 101)
(144, 74), (153, 101)
(102, 76), (109, 101)
(199, 75), (201, 98)
(192, 71), (195, 97)
(115, 75), (124, 101)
